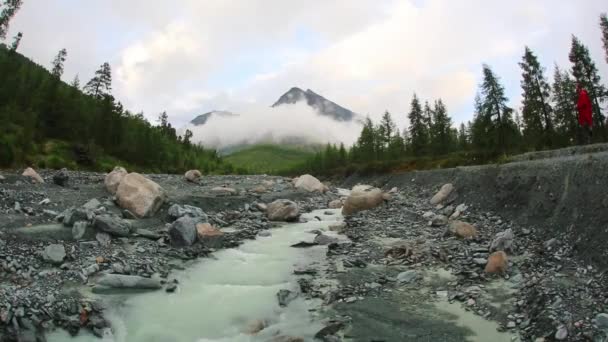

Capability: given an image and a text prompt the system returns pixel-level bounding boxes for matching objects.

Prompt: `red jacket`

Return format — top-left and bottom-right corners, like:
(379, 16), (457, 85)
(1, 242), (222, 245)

(577, 88), (593, 127)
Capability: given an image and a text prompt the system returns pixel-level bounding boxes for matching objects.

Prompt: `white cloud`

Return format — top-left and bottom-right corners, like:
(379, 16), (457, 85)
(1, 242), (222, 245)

(6, 0), (608, 140)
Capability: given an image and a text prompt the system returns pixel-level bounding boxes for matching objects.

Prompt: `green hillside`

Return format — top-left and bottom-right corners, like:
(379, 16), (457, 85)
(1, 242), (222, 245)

(225, 144), (315, 174)
(0, 44), (232, 174)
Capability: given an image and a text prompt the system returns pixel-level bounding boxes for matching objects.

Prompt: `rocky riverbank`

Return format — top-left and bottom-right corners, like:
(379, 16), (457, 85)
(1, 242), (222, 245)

(2, 159), (608, 341)
(0, 169), (337, 341)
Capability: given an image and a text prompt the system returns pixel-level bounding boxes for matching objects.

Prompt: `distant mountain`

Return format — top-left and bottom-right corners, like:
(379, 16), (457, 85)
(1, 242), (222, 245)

(272, 87), (357, 122)
(190, 110), (238, 126)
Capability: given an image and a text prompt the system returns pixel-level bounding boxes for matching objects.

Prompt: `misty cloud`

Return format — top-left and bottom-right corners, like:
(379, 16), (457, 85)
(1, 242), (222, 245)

(184, 103), (362, 149)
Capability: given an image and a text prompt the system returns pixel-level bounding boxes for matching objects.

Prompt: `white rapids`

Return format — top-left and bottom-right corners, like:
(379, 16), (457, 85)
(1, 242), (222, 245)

(48, 209), (344, 342)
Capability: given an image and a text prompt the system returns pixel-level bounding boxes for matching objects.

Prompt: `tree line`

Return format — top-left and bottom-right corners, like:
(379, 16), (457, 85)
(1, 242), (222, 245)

(294, 14), (608, 175)
(0, 1), (236, 173)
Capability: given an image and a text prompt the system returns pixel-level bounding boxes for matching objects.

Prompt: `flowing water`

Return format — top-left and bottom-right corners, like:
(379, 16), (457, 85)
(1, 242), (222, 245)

(49, 209), (343, 342)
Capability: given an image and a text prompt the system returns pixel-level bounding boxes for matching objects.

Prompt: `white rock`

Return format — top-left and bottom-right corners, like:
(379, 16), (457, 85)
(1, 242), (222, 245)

(430, 183), (454, 205)
(342, 188), (385, 216)
(116, 173), (166, 218)
(294, 174), (327, 193)
(266, 199), (299, 222)
(105, 166), (127, 194)
(22, 167), (44, 183)
(184, 170), (202, 182)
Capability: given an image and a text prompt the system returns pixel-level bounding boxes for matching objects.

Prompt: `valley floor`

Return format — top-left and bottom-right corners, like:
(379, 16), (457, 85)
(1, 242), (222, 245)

(1, 146), (608, 341)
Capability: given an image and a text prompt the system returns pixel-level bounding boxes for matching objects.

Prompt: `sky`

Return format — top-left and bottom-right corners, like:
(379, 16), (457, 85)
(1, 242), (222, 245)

(6, 0), (608, 134)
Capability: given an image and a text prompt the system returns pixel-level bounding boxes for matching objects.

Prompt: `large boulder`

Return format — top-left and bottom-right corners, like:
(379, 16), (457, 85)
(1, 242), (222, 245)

(267, 200), (299, 222)
(448, 220), (478, 239)
(22, 167), (44, 183)
(294, 174), (327, 193)
(430, 183), (454, 205)
(184, 169), (202, 183)
(116, 173), (166, 218)
(93, 214), (132, 237)
(105, 166), (128, 194)
(167, 204), (207, 221)
(169, 216), (200, 247)
(342, 188), (385, 216)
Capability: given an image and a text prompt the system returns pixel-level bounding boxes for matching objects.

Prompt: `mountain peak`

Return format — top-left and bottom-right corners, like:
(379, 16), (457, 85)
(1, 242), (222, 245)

(190, 110), (237, 126)
(272, 87), (356, 122)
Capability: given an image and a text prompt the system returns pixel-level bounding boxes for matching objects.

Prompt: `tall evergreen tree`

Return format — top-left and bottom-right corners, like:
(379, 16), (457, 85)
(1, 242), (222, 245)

(377, 110), (397, 156)
(429, 99), (453, 154)
(0, 0), (22, 39)
(601, 13), (608, 64)
(353, 117), (376, 161)
(85, 62), (112, 98)
(408, 94), (427, 156)
(51, 48), (67, 79)
(9, 31), (21, 51)
(569, 35), (607, 133)
(552, 65), (578, 144)
(519, 46), (554, 148)
(480, 64), (512, 153)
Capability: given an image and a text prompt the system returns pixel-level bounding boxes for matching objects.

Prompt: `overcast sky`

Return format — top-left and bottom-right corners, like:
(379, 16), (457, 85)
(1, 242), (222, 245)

(6, 0), (608, 128)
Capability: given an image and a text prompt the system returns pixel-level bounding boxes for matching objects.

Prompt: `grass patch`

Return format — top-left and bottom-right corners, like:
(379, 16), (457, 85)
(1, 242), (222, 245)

(225, 144), (315, 174)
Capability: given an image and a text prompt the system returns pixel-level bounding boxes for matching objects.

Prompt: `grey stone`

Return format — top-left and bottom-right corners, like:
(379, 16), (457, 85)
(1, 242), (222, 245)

(595, 313), (608, 329)
(96, 232), (111, 247)
(63, 207), (91, 227)
(169, 216), (198, 247)
(136, 229), (161, 239)
(42, 244), (66, 265)
(314, 234), (339, 245)
(83, 198), (102, 211)
(84, 263), (100, 276)
(53, 168), (69, 187)
(431, 215), (448, 226)
(167, 204), (207, 221)
(473, 258), (487, 265)
(14, 202), (21, 212)
(277, 289), (298, 307)
(490, 228), (514, 252)
(39, 198), (51, 205)
(555, 325), (568, 340)
(258, 231), (272, 237)
(93, 214), (132, 237)
(95, 274), (161, 290)
(397, 270), (419, 284)
(72, 221), (88, 240)
(422, 211), (434, 219)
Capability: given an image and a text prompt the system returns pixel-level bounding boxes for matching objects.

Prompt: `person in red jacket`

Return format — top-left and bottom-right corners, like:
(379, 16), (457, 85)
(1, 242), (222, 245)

(577, 83), (593, 144)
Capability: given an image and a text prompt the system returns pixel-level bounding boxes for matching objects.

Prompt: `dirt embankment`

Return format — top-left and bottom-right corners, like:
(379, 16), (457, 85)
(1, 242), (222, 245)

(343, 149), (608, 270)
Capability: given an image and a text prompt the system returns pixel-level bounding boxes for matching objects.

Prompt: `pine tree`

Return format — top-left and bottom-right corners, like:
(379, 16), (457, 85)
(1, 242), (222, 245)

(552, 65), (578, 145)
(183, 129), (193, 147)
(71, 74), (80, 89)
(377, 111), (397, 157)
(480, 64), (512, 153)
(85, 62), (112, 98)
(519, 46), (554, 148)
(0, 0), (22, 39)
(408, 94), (428, 156)
(429, 99), (453, 154)
(51, 48), (67, 79)
(9, 31), (21, 51)
(601, 13), (608, 64)
(423, 101), (434, 145)
(569, 35), (607, 134)
(353, 117), (376, 161)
